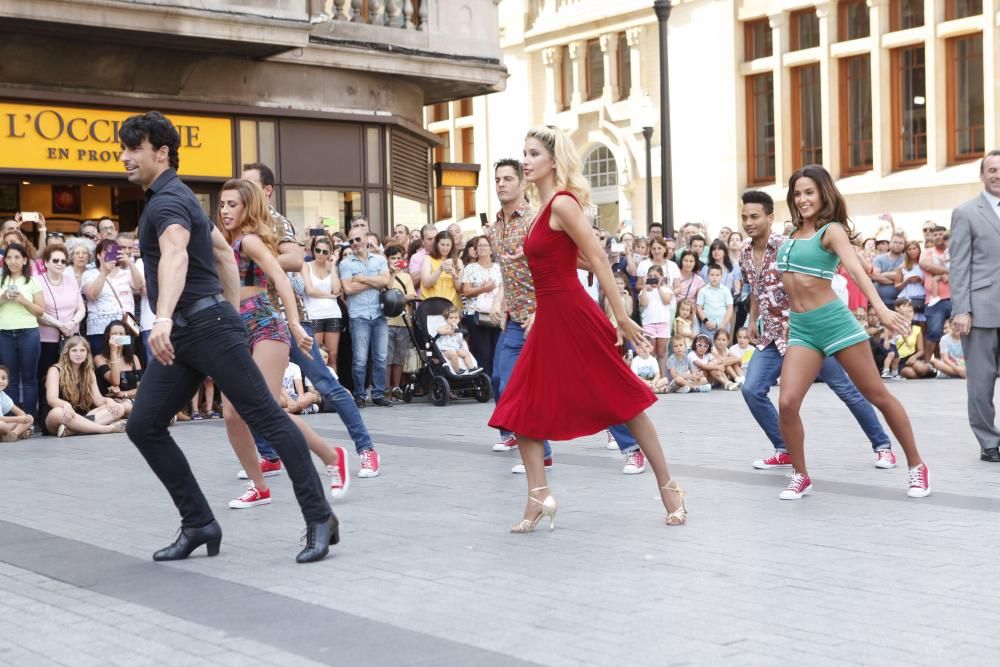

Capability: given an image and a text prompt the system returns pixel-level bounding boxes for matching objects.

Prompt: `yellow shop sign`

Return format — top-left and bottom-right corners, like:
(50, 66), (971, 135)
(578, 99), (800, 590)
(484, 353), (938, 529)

(0, 102), (233, 178)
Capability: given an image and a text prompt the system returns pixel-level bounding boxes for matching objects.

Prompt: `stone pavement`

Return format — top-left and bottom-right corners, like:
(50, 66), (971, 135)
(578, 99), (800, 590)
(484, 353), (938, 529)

(0, 378), (998, 666)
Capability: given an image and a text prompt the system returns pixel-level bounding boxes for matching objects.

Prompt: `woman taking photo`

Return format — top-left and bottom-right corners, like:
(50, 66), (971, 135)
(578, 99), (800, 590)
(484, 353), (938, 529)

(421, 231), (463, 309)
(776, 164), (930, 500)
(0, 243), (45, 422)
(460, 235), (502, 376)
(94, 320), (144, 402)
(44, 336), (128, 437)
(217, 179), (349, 509)
(81, 239), (141, 355)
(37, 244), (86, 422)
(489, 126), (686, 531)
(301, 235), (343, 373)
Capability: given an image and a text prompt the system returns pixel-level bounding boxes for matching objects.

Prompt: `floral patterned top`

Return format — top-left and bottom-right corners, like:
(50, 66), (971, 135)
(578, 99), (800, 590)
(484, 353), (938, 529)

(739, 233), (790, 355)
(488, 203), (537, 324)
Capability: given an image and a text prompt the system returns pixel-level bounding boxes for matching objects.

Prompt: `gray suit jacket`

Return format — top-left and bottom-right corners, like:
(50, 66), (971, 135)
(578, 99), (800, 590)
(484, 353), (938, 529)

(951, 193), (1000, 328)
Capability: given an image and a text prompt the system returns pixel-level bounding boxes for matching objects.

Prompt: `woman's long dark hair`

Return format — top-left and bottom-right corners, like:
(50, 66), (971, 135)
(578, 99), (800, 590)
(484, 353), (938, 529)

(460, 237), (478, 265)
(786, 164), (857, 241)
(678, 249), (702, 274)
(708, 239), (733, 273)
(1, 242), (32, 287)
(431, 231), (456, 260)
(102, 320), (137, 366)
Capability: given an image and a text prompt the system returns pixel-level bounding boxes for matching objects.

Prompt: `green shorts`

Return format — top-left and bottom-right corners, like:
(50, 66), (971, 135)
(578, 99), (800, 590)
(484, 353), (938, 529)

(788, 298), (869, 357)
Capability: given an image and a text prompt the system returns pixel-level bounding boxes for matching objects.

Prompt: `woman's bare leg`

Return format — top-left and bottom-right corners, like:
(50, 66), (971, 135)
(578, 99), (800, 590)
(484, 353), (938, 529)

(777, 346), (826, 476)
(623, 412), (683, 516)
(46, 407), (120, 435)
(833, 342), (924, 468)
(512, 435), (548, 525)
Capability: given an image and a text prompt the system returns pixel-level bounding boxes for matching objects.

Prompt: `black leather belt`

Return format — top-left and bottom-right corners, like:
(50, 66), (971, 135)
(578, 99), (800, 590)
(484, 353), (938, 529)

(173, 294), (225, 327)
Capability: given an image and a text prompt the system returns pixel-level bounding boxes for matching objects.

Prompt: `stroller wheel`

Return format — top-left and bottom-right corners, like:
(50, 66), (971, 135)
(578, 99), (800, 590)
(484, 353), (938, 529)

(431, 375), (450, 406)
(472, 372), (493, 403)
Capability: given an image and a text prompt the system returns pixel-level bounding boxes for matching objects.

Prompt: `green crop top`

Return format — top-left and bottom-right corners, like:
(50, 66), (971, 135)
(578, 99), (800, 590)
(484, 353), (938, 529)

(776, 223), (841, 280)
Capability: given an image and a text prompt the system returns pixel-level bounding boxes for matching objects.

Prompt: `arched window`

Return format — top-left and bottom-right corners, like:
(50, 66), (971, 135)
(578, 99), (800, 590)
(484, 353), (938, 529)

(583, 145), (618, 189)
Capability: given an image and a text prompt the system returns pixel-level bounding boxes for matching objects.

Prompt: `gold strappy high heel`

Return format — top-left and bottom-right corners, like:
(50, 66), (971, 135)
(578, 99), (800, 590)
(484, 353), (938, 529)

(511, 486), (558, 533)
(661, 479), (687, 526)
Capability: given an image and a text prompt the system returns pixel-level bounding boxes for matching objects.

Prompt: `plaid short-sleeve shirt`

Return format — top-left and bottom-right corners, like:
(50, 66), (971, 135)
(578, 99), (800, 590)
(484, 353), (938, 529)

(739, 234), (790, 355)
(489, 203), (537, 324)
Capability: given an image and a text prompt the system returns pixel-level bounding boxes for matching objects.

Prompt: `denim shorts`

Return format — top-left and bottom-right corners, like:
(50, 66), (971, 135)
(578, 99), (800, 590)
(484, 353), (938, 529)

(788, 298), (869, 357)
(312, 317), (344, 334)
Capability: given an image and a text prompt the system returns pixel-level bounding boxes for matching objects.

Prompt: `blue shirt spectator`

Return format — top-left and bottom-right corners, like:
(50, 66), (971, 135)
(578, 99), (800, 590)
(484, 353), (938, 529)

(339, 253), (389, 320)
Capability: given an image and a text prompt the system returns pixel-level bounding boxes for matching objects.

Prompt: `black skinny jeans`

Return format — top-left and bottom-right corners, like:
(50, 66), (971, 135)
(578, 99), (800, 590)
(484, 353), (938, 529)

(126, 301), (331, 529)
(463, 314), (501, 378)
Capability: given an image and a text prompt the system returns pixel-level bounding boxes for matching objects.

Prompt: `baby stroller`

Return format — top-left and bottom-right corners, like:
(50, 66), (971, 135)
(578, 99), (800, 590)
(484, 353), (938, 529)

(400, 297), (493, 406)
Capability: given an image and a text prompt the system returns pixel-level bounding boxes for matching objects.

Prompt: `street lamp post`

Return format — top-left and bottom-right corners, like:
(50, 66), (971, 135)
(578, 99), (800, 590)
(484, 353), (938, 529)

(653, 0), (673, 237)
(642, 124), (653, 232)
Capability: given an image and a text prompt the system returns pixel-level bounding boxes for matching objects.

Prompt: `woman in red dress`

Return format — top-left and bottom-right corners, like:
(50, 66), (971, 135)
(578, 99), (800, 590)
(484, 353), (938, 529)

(489, 126), (686, 532)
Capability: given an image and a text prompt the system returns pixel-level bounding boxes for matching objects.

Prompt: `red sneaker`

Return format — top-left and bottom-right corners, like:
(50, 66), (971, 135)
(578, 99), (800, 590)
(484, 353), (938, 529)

(493, 435), (517, 452)
(228, 483), (272, 509)
(906, 463), (931, 498)
(623, 450), (646, 474)
(237, 458), (282, 480)
(359, 449), (380, 478)
(328, 446), (350, 500)
(753, 452), (792, 469)
(875, 449), (897, 469)
(779, 473), (812, 500)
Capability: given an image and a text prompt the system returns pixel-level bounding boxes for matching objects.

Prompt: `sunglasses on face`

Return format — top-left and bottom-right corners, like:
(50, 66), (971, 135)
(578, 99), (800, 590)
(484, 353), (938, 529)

(48, 233), (65, 240)
(84, 233), (98, 240)
(49, 258), (68, 265)
(350, 237), (364, 244)
(314, 248), (330, 255)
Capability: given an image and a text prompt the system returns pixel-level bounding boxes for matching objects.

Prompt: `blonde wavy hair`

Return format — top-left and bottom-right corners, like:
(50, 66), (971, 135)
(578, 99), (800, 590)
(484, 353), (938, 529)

(524, 126), (592, 207)
(56, 336), (96, 411)
(216, 179), (280, 256)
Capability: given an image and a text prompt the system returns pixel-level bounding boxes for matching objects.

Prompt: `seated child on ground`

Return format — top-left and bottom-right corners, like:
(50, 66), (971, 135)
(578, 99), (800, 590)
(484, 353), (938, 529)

(930, 319), (966, 379)
(728, 327), (755, 369)
(665, 337), (710, 393)
(688, 334), (739, 391)
(893, 299), (933, 380)
(281, 362), (320, 414)
(0, 365), (33, 442)
(712, 330), (744, 385)
(630, 346), (673, 394)
(436, 306), (478, 373)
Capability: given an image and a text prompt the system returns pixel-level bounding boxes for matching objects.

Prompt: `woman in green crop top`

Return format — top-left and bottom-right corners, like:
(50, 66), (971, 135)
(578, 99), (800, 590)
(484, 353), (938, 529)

(775, 165), (931, 501)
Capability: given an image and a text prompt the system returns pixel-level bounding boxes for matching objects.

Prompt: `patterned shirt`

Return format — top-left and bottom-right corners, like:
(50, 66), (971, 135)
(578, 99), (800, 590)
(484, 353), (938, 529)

(739, 234), (790, 355)
(268, 204), (308, 321)
(488, 203), (536, 324)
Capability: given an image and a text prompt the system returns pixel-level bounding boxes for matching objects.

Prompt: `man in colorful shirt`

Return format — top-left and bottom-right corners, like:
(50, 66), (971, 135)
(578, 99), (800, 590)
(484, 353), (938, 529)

(488, 159), (646, 475)
(737, 190), (895, 470)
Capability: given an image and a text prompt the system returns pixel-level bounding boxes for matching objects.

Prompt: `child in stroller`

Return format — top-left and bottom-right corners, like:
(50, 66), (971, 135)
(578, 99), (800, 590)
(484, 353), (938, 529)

(435, 306), (480, 374)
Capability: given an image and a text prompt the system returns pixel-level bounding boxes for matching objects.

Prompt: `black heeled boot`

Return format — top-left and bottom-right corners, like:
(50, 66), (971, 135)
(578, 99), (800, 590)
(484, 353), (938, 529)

(296, 514), (339, 564)
(153, 521), (222, 561)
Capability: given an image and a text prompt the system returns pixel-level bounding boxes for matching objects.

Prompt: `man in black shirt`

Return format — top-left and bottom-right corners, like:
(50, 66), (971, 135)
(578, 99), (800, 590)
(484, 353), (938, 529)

(121, 111), (337, 563)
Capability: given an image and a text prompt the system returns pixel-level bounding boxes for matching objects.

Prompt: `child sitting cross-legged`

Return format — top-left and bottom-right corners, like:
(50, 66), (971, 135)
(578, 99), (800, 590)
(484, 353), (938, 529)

(436, 305), (479, 374)
(665, 336), (710, 393)
(728, 327), (755, 370)
(688, 334), (739, 391)
(930, 318), (966, 379)
(893, 298), (934, 380)
(712, 329), (744, 386)
(281, 362), (321, 415)
(0, 365), (34, 442)
(630, 345), (673, 394)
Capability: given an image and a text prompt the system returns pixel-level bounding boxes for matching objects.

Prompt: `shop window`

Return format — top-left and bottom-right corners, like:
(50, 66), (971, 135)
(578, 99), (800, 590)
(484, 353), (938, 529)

(744, 19), (773, 61)
(366, 127), (382, 185)
(891, 45), (927, 168)
(617, 33), (631, 100)
(841, 55), (873, 172)
(838, 0), (870, 41)
(792, 64), (822, 168)
(560, 45), (572, 110)
(586, 39), (604, 100)
(746, 73), (775, 184)
(238, 120), (276, 174)
(947, 34), (985, 163)
(790, 9), (820, 51)
(946, 0), (983, 20)
(392, 194), (429, 230)
(583, 145), (617, 189)
(284, 189), (361, 236)
(889, 0), (923, 30)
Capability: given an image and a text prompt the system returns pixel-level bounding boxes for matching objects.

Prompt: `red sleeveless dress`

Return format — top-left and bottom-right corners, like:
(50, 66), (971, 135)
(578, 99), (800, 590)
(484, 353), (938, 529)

(488, 192), (656, 440)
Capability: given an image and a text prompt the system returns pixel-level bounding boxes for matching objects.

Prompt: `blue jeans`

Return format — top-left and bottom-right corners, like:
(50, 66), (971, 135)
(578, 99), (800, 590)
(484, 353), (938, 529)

(254, 322), (373, 459)
(491, 321), (639, 458)
(740, 342), (891, 452)
(925, 298), (951, 343)
(349, 316), (388, 400)
(0, 327), (41, 417)
(141, 329), (152, 366)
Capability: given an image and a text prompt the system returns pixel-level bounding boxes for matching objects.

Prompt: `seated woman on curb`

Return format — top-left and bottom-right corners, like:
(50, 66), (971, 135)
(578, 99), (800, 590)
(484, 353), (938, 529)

(94, 320), (144, 402)
(45, 336), (129, 438)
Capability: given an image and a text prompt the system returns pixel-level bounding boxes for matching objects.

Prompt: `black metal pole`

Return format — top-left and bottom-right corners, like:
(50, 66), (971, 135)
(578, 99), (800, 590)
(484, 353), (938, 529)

(653, 0), (673, 237)
(642, 125), (653, 231)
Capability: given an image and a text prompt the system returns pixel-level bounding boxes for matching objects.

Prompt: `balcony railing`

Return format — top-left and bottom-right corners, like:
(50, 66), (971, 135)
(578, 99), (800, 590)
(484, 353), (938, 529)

(322, 0), (426, 29)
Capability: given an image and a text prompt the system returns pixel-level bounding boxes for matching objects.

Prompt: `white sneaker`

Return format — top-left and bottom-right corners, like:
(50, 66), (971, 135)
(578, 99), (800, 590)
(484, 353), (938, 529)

(605, 431), (618, 450)
(512, 457), (553, 474)
(676, 385), (692, 394)
(492, 435), (517, 452)
(622, 450), (646, 475)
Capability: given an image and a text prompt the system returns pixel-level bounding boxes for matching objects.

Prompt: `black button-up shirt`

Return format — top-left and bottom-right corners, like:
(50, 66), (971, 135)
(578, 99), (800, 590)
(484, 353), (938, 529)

(139, 168), (220, 313)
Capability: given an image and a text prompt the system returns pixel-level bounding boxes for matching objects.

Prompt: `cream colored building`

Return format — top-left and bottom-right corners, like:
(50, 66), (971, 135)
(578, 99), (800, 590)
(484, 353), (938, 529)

(430, 0), (998, 240)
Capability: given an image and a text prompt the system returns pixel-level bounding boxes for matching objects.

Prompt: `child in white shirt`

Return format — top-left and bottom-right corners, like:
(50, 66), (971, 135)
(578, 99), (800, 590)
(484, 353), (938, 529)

(712, 329), (744, 385)
(0, 365), (33, 442)
(688, 334), (739, 390)
(930, 319), (966, 379)
(728, 327), (755, 367)
(281, 362), (320, 414)
(437, 306), (478, 373)
(630, 347), (672, 393)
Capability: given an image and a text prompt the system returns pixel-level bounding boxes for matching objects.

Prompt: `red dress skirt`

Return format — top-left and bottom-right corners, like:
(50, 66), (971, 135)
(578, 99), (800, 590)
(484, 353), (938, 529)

(488, 192), (655, 441)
